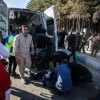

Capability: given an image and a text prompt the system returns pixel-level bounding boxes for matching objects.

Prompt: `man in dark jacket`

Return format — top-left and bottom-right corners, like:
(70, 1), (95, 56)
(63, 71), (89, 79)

(58, 27), (68, 48)
(67, 32), (80, 62)
(34, 29), (48, 55)
(79, 32), (86, 53)
(34, 29), (49, 70)
(49, 51), (69, 69)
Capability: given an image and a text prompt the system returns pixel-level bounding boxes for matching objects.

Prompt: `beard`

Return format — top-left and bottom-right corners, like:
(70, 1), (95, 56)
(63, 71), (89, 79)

(24, 35), (27, 37)
(23, 33), (28, 37)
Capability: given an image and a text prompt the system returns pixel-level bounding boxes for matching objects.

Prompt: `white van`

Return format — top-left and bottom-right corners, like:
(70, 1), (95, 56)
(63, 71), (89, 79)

(0, 3), (58, 52)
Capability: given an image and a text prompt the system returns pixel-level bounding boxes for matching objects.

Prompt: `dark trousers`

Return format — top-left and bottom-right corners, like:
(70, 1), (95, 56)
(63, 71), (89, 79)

(58, 40), (64, 48)
(9, 56), (17, 75)
(80, 43), (85, 52)
(91, 45), (99, 57)
(69, 48), (76, 62)
(68, 46), (80, 62)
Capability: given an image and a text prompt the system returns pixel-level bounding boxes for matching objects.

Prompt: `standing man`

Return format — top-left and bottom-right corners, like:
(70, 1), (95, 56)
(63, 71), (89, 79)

(34, 29), (48, 55)
(13, 25), (34, 84)
(34, 29), (49, 70)
(58, 27), (68, 48)
(5, 30), (18, 76)
(79, 32), (86, 53)
(67, 32), (80, 62)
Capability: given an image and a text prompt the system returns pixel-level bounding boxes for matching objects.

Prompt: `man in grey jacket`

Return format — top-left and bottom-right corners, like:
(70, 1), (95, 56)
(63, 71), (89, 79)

(13, 25), (34, 84)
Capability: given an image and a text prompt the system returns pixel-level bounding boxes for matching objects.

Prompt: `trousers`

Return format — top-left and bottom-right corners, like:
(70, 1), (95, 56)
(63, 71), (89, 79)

(18, 54), (31, 78)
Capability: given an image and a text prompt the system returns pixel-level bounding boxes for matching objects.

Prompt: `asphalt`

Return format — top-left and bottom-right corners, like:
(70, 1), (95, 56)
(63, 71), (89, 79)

(58, 49), (100, 70)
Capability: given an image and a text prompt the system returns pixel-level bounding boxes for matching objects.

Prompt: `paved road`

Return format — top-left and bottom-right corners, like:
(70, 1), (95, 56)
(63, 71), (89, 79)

(10, 58), (100, 100)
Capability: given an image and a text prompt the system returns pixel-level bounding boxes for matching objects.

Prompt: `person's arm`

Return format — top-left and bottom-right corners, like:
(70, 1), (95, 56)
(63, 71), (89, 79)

(13, 35), (21, 64)
(68, 35), (73, 49)
(31, 47), (34, 55)
(14, 53), (21, 64)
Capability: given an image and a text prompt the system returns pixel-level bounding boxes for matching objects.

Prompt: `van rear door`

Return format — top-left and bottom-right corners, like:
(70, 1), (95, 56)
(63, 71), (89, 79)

(44, 5), (58, 51)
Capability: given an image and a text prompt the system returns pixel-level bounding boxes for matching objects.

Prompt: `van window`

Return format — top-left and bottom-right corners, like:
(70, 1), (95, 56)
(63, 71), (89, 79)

(46, 18), (54, 36)
(0, 14), (6, 36)
(8, 9), (43, 34)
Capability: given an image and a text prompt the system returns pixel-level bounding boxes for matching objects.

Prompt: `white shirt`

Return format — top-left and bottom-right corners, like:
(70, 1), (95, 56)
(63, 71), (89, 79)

(0, 42), (10, 59)
(13, 33), (34, 57)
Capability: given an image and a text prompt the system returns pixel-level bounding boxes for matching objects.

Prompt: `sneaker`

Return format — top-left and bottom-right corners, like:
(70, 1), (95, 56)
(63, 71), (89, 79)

(21, 78), (26, 84)
(11, 73), (19, 77)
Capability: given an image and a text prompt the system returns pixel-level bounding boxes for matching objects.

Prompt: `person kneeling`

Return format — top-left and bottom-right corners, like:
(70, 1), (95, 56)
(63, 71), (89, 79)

(55, 59), (73, 95)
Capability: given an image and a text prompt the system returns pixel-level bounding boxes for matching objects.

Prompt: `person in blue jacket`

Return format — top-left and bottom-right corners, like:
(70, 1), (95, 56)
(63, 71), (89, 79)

(55, 59), (73, 94)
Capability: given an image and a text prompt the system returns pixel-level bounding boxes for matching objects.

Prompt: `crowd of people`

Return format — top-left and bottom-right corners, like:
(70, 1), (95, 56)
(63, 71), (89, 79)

(0, 24), (54, 99)
(0, 25), (100, 100)
(58, 28), (100, 61)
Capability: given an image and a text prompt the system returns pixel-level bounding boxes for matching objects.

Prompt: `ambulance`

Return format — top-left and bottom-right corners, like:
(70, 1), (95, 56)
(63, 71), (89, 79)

(0, 0), (58, 52)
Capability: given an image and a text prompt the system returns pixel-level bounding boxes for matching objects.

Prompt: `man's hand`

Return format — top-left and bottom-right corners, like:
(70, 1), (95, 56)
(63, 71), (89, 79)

(16, 58), (21, 64)
(31, 47), (34, 56)
(15, 53), (20, 64)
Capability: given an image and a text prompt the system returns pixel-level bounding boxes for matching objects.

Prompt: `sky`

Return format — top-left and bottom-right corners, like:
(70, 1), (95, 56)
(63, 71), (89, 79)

(3, 0), (30, 8)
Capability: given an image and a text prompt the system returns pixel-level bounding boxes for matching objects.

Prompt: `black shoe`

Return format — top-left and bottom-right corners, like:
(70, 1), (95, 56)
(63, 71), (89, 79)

(11, 73), (19, 77)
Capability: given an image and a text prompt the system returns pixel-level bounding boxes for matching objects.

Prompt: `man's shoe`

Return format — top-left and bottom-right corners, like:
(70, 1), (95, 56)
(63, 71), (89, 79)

(21, 78), (26, 84)
(11, 73), (19, 77)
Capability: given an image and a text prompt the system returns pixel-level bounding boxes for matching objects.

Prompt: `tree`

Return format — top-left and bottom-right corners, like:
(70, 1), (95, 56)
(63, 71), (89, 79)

(27, 0), (100, 33)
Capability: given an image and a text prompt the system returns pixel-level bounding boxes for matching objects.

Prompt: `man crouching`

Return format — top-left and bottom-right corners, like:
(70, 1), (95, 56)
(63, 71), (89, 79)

(55, 59), (73, 95)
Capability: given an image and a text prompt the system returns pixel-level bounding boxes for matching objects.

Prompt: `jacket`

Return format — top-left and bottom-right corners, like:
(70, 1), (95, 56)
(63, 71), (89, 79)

(5, 34), (15, 56)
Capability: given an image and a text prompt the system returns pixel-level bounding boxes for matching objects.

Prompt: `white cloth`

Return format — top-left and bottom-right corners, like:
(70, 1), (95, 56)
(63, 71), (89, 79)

(0, 43), (10, 59)
(5, 88), (11, 100)
(45, 71), (51, 79)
